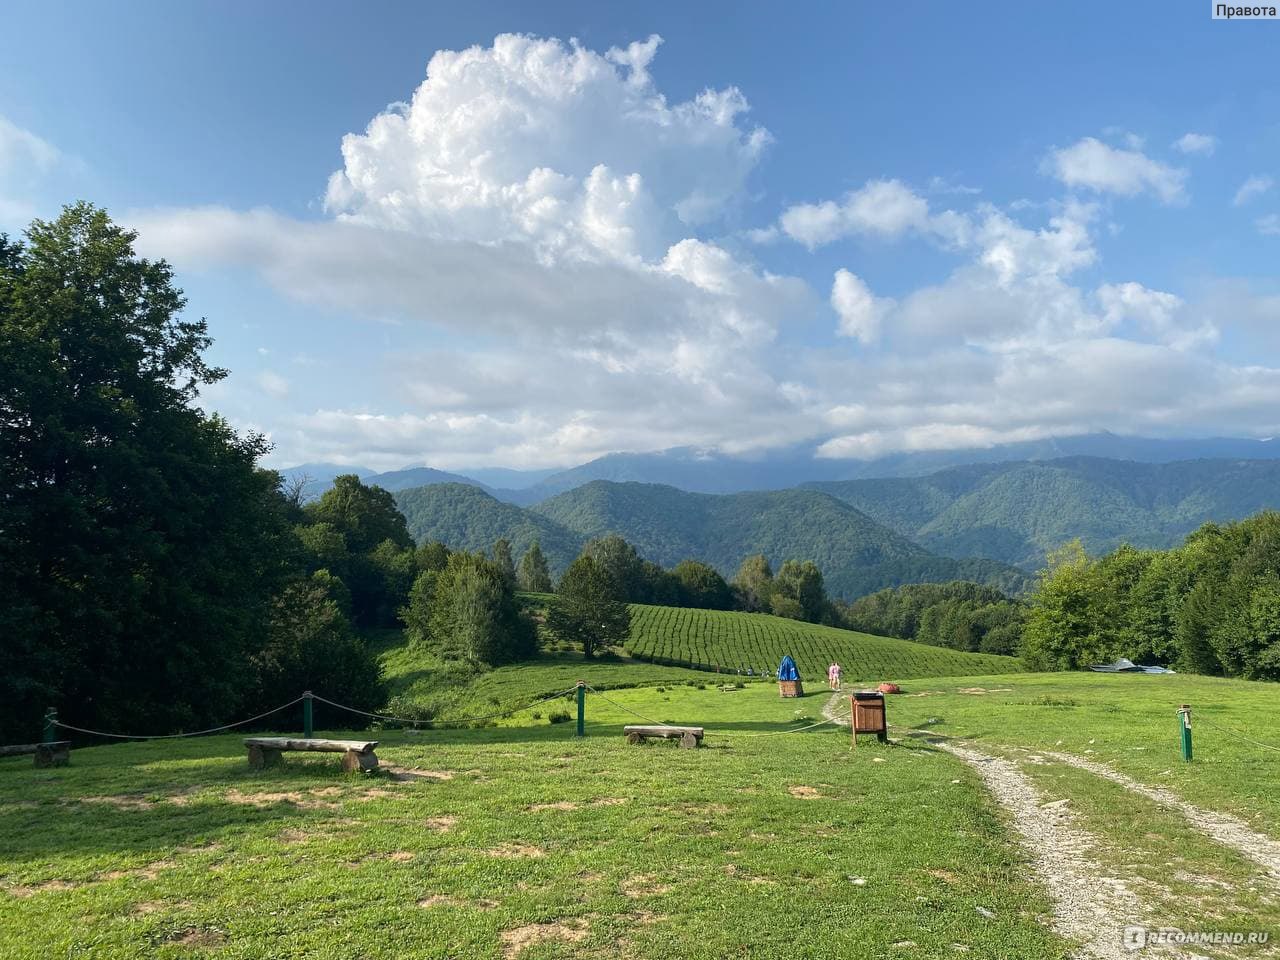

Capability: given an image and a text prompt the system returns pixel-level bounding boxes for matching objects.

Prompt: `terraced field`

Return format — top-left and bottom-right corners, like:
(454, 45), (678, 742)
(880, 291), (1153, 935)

(625, 604), (1022, 681)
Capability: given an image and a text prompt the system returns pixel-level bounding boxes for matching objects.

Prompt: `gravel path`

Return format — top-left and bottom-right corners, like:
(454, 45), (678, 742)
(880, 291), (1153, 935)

(1041, 749), (1280, 882)
(931, 739), (1187, 959)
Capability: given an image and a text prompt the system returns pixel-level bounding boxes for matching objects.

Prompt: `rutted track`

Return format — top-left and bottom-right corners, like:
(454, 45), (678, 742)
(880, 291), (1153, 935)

(1041, 749), (1280, 882)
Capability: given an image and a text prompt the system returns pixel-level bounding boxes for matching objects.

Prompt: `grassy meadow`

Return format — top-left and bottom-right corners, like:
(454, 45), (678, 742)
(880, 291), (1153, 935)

(5, 622), (1280, 958)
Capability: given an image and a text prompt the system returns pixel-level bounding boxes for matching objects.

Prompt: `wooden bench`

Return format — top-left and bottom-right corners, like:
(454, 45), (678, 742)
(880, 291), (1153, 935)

(623, 725), (704, 749)
(0, 742), (71, 768)
(243, 737), (379, 772)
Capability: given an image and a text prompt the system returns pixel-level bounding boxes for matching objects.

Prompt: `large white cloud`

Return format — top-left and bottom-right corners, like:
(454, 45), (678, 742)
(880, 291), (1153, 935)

(127, 37), (1280, 470)
(1045, 137), (1187, 204)
(323, 32), (769, 261)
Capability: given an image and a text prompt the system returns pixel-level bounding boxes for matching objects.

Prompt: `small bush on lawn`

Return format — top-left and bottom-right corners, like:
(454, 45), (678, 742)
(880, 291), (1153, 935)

(548, 710), (571, 724)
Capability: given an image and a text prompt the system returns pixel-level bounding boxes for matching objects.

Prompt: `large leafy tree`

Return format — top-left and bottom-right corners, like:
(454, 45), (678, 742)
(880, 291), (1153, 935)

(425, 552), (536, 665)
(0, 204), (297, 739)
(548, 556), (631, 658)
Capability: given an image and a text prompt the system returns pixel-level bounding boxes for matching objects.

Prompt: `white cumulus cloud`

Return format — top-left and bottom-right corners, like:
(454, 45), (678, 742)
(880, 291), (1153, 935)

(1045, 137), (1187, 204)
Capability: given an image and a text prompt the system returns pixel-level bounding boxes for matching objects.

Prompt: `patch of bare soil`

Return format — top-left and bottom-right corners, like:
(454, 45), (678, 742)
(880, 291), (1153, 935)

(499, 919), (589, 959)
(100, 859), (176, 881)
(416, 770), (455, 781)
(424, 815), (458, 832)
(590, 797), (628, 807)
(7, 880), (77, 897)
(223, 789), (339, 811)
(1043, 750), (1280, 882)
(935, 740), (1180, 959)
(485, 843), (545, 859)
(168, 927), (227, 948)
(620, 875), (672, 898)
(788, 785), (821, 799)
(528, 801), (578, 812)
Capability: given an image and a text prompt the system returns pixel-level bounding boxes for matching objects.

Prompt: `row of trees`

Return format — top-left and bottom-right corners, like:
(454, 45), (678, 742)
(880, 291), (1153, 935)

(840, 581), (1024, 655)
(1022, 513), (1280, 678)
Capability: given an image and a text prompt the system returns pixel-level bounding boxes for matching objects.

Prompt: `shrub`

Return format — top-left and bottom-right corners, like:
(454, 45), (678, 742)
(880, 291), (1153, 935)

(548, 710), (571, 724)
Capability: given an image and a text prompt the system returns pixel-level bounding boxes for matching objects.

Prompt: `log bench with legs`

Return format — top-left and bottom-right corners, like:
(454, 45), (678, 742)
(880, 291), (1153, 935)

(0, 742), (71, 767)
(623, 725), (704, 749)
(243, 737), (379, 772)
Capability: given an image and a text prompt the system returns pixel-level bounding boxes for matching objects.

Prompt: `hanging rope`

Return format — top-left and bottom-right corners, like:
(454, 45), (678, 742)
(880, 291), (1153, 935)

(1194, 713), (1280, 755)
(310, 688), (580, 728)
(51, 696), (305, 741)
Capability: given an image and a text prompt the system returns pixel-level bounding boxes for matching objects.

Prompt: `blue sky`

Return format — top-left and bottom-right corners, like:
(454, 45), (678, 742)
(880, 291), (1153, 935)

(4, 2), (1280, 469)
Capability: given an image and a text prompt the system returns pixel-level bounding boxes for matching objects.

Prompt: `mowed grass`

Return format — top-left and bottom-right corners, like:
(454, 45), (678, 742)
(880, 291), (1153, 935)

(884, 671), (1280, 828)
(0, 682), (1069, 960)
(883, 673), (1280, 956)
(626, 604), (1022, 681)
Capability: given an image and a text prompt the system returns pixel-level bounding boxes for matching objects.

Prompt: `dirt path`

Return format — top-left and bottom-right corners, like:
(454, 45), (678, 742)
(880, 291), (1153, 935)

(932, 739), (1183, 959)
(1040, 749), (1280, 882)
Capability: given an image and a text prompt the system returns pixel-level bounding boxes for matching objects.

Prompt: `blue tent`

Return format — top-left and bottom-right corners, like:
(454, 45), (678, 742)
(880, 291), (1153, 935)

(777, 655), (800, 681)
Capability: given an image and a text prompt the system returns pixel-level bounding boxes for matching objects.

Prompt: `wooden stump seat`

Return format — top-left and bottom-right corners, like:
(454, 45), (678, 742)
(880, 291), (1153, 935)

(623, 725), (704, 749)
(0, 741), (71, 768)
(243, 737), (379, 772)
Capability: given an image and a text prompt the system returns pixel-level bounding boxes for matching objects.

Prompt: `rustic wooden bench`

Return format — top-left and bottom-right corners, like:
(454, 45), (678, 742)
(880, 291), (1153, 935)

(0, 741), (71, 768)
(243, 737), (379, 772)
(623, 725), (704, 749)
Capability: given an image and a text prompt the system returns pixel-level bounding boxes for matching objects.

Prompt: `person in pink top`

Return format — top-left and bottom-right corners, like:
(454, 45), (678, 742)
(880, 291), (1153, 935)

(827, 662), (842, 690)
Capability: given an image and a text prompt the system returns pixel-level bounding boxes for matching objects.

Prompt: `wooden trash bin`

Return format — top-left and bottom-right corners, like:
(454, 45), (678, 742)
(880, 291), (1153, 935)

(850, 691), (888, 745)
(778, 679), (804, 698)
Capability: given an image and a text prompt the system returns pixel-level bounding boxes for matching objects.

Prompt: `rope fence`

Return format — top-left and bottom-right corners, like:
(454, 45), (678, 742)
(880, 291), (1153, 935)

(33, 681), (855, 750)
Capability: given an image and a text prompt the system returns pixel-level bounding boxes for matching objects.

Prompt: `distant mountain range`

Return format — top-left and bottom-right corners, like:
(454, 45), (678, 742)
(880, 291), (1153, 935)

(807, 456), (1280, 570)
(281, 435), (1280, 598)
(392, 481), (1029, 600)
(280, 432), (1280, 504)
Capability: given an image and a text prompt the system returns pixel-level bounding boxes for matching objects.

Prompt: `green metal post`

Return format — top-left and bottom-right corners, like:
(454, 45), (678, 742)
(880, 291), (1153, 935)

(1178, 704), (1192, 762)
(576, 682), (585, 738)
(303, 691), (314, 739)
(43, 708), (57, 744)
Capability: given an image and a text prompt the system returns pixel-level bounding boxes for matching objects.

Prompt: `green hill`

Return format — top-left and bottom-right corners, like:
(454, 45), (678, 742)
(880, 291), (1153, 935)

(392, 480), (1027, 599)
(393, 484), (581, 572)
(625, 603), (1022, 681)
(808, 457), (1280, 570)
(531, 480), (1027, 598)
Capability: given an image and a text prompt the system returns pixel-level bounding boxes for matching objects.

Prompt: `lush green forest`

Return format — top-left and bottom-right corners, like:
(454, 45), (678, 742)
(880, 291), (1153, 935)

(1022, 511), (1280, 679)
(0, 206), (391, 743)
(394, 483), (581, 571)
(393, 479), (1028, 600)
(840, 581), (1025, 655)
(809, 456), (1280, 571)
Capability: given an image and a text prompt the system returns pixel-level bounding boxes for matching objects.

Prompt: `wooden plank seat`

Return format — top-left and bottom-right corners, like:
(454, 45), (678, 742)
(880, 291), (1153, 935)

(623, 725), (704, 749)
(243, 737), (379, 772)
(0, 741), (71, 767)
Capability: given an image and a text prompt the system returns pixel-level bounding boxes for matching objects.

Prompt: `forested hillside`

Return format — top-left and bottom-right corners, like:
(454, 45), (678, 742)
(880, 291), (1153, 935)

(391, 479), (1027, 599)
(393, 484), (582, 572)
(809, 457), (1280, 570)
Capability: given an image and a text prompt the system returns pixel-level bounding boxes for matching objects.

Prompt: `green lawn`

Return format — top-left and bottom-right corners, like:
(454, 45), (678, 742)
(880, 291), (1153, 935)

(6, 656), (1280, 959)
(1, 684), (1066, 960)
(883, 671), (1280, 829)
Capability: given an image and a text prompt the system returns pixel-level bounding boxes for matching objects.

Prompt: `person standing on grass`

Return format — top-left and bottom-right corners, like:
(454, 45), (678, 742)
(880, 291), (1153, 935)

(829, 662), (842, 691)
